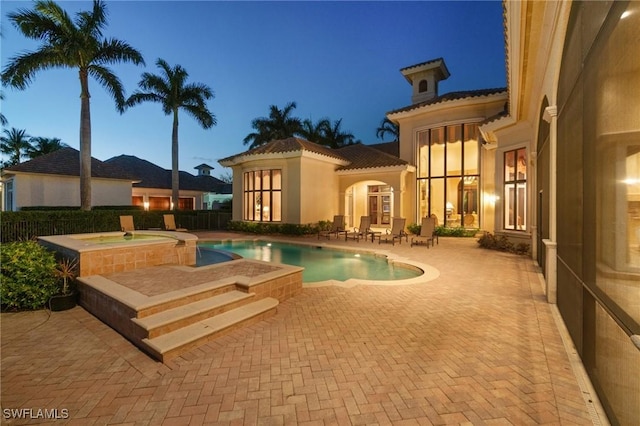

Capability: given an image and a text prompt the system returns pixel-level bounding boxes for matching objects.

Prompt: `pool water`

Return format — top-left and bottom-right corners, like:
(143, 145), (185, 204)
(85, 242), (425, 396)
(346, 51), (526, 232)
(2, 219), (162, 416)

(197, 241), (422, 283)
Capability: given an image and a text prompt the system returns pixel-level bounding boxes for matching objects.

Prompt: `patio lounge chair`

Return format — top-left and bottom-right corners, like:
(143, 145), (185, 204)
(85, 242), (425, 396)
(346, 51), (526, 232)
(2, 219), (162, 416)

(120, 215), (135, 232)
(376, 217), (408, 245)
(318, 215), (345, 239)
(343, 216), (372, 242)
(163, 214), (188, 232)
(411, 216), (436, 248)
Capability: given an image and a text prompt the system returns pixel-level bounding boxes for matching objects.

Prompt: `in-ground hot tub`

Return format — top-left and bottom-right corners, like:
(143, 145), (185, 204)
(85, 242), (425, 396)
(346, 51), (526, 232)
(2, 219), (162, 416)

(39, 231), (198, 277)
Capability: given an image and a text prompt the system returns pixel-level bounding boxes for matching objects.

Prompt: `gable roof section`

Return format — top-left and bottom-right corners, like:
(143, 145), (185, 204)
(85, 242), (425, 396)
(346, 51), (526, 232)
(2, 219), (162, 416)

(219, 138), (408, 171)
(1, 147), (136, 180)
(106, 155), (229, 193)
(219, 137), (346, 165)
(335, 143), (407, 171)
(387, 87), (508, 116)
(369, 141), (399, 157)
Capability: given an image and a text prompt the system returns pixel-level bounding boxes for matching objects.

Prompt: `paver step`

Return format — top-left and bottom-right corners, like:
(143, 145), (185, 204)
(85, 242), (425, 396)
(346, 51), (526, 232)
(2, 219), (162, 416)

(141, 297), (279, 361)
(132, 290), (256, 338)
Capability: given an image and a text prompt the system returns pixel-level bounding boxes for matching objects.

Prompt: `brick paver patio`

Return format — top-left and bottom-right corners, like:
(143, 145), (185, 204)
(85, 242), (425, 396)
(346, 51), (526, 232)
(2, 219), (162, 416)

(1, 234), (601, 425)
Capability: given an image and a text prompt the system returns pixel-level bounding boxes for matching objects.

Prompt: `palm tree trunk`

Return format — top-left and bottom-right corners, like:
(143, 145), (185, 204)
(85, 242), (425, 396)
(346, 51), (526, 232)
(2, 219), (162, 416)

(171, 109), (179, 210)
(79, 69), (92, 211)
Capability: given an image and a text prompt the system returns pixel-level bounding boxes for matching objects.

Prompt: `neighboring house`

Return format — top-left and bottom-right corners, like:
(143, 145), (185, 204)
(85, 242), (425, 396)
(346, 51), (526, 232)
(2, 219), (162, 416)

(1, 147), (136, 211)
(105, 155), (231, 210)
(0, 148), (232, 211)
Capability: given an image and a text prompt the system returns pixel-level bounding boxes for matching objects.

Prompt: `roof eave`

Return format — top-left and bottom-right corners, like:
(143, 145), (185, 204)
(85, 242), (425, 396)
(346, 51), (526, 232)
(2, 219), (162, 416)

(337, 164), (415, 175)
(387, 91), (508, 120)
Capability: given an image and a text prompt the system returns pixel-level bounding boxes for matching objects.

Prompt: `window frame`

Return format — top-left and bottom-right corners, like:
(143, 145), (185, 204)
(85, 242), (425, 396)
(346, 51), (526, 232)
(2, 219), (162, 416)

(243, 169), (282, 222)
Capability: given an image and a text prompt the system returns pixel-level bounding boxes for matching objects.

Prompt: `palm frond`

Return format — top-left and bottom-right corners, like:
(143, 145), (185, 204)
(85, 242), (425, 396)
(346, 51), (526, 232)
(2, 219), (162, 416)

(1, 47), (66, 89)
(94, 38), (144, 66)
(181, 104), (216, 129)
(88, 64), (126, 111)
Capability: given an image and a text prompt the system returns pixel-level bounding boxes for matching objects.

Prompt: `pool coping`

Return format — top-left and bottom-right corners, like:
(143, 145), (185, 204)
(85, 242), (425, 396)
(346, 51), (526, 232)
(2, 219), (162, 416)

(197, 236), (440, 287)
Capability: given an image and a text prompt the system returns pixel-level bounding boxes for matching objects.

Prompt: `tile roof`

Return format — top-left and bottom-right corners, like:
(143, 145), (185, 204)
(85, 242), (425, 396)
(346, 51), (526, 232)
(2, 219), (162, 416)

(335, 143), (407, 170)
(368, 141), (399, 157)
(219, 137), (346, 163)
(399, 57), (447, 73)
(106, 155), (230, 193)
(387, 87), (508, 116)
(219, 138), (408, 171)
(1, 147), (137, 180)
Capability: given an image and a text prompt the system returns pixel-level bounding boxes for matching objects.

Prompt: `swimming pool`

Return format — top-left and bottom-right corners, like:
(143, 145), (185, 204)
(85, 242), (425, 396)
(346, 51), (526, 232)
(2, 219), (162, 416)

(197, 240), (423, 283)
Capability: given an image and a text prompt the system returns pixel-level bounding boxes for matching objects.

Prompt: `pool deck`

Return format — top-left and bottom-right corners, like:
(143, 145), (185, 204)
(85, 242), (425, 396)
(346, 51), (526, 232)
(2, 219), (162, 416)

(0, 232), (608, 425)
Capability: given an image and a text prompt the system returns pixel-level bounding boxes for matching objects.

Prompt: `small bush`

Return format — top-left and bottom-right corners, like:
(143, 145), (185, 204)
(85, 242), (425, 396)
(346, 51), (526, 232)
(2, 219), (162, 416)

(407, 223), (421, 235)
(1, 241), (59, 310)
(477, 232), (530, 255)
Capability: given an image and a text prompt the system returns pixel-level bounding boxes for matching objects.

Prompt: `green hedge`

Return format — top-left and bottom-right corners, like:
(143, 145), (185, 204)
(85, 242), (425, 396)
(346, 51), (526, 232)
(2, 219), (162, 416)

(227, 221), (319, 235)
(1, 241), (60, 310)
(0, 210), (232, 242)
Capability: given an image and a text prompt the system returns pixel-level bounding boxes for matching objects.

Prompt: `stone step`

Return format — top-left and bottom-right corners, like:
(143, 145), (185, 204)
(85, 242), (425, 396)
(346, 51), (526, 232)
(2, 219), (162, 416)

(132, 290), (256, 339)
(142, 297), (279, 362)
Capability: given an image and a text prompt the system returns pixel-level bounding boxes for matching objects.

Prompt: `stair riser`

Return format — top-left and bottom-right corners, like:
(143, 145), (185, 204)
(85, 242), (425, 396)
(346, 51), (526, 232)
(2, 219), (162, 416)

(146, 296), (256, 338)
(151, 307), (277, 362)
(137, 283), (238, 318)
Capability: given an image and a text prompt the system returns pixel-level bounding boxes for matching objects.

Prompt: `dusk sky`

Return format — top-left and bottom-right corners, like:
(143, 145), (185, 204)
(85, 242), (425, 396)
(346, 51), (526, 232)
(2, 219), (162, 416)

(1, 1), (506, 180)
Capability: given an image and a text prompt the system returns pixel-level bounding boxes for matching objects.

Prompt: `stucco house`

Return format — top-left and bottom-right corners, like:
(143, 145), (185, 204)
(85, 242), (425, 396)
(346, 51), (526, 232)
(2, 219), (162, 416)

(105, 155), (231, 210)
(1, 148), (232, 211)
(220, 1), (639, 423)
(1, 147), (135, 211)
(220, 58), (507, 234)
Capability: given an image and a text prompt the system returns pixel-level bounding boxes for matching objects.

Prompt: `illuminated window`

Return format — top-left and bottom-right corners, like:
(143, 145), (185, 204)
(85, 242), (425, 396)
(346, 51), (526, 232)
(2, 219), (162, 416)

(416, 123), (480, 227)
(503, 148), (527, 230)
(243, 170), (282, 222)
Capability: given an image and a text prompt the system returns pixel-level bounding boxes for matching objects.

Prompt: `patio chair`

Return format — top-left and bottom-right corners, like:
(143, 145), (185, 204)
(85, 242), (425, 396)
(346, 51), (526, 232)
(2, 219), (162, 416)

(119, 215), (135, 232)
(430, 214), (439, 245)
(411, 216), (436, 248)
(343, 216), (372, 242)
(376, 217), (408, 245)
(163, 214), (188, 232)
(318, 215), (345, 239)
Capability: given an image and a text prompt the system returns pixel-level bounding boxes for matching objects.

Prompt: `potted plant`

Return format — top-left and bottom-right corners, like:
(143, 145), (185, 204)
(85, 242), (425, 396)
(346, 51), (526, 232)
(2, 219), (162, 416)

(49, 258), (78, 312)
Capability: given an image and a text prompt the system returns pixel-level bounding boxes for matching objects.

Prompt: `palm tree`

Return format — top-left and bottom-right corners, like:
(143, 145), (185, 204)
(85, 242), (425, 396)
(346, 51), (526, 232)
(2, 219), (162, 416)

(321, 119), (357, 149)
(376, 117), (399, 142)
(0, 92), (7, 127)
(0, 127), (31, 166)
(1, 0), (144, 211)
(299, 117), (330, 144)
(243, 102), (302, 149)
(27, 136), (68, 159)
(124, 58), (216, 210)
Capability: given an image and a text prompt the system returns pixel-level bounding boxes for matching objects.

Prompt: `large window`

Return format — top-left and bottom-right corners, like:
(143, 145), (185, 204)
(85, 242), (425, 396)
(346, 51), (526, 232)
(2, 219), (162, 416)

(503, 148), (527, 231)
(243, 170), (282, 222)
(417, 123), (479, 227)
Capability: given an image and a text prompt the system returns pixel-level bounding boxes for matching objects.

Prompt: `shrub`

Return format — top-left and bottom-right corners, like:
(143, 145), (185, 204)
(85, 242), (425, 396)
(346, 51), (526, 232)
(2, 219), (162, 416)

(477, 232), (530, 255)
(434, 226), (478, 237)
(407, 223), (421, 235)
(1, 241), (59, 310)
(227, 221), (319, 235)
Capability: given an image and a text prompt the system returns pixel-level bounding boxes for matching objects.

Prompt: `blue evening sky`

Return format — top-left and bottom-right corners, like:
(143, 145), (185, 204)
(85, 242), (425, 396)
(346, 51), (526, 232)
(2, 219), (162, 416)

(1, 1), (506, 179)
